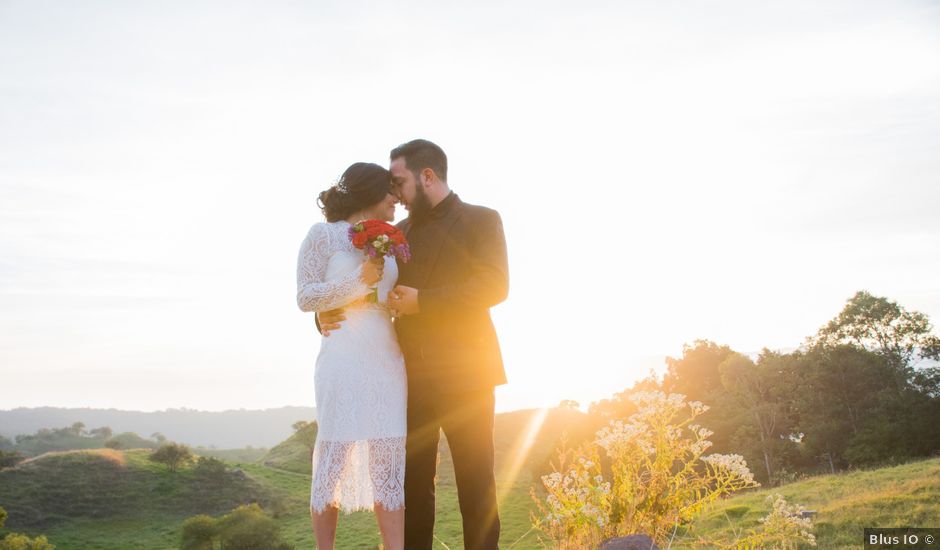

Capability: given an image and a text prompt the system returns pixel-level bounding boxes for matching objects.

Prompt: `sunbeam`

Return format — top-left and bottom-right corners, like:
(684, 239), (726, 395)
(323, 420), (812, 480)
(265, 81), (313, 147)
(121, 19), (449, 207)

(497, 407), (550, 504)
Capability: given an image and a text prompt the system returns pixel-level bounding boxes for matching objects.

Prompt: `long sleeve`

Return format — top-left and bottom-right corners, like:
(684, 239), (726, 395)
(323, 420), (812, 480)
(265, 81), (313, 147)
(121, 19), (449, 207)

(417, 208), (509, 314)
(296, 223), (372, 313)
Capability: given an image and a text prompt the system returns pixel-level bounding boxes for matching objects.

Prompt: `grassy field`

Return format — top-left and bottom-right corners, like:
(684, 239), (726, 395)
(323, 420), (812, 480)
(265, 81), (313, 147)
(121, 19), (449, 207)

(193, 447), (269, 463)
(2, 410), (938, 549)
(0, 409), (581, 549)
(0, 448), (286, 549)
(677, 457), (940, 549)
(242, 436), (544, 549)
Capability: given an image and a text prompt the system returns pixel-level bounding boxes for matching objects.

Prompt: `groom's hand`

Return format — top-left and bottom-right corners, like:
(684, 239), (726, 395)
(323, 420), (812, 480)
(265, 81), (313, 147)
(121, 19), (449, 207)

(317, 308), (346, 336)
(389, 285), (420, 317)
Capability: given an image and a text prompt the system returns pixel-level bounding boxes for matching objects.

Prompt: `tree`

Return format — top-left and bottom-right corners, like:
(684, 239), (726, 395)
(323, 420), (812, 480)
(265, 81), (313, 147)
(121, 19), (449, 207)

(0, 436), (12, 451)
(718, 351), (796, 483)
(105, 432), (160, 450)
(813, 291), (940, 373)
(663, 340), (737, 402)
(68, 422), (85, 436)
(588, 370), (662, 420)
(806, 292), (940, 467)
(662, 341), (739, 453)
(88, 427), (113, 439)
(151, 432), (167, 444)
(291, 420), (309, 433)
(150, 443), (193, 471)
(0, 450), (25, 469)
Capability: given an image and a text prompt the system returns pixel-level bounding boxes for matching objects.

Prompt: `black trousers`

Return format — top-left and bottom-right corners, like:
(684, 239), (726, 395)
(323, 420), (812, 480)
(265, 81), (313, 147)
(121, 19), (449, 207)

(403, 383), (500, 550)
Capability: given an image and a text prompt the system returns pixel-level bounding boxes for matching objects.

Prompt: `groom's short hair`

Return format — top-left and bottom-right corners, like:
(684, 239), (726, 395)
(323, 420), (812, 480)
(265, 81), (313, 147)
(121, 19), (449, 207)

(390, 139), (447, 183)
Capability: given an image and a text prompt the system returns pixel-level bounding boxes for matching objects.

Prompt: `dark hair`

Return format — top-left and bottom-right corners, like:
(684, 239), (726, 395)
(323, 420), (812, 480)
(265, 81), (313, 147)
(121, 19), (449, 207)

(390, 139), (447, 182)
(317, 162), (392, 222)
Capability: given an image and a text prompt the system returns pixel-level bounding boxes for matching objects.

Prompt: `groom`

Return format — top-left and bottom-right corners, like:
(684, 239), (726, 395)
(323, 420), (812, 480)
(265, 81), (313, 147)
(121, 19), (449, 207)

(321, 139), (508, 549)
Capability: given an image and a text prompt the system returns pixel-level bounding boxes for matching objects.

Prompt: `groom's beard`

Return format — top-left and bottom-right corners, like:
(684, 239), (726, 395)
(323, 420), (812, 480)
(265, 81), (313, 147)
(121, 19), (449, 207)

(408, 183), (433, 221)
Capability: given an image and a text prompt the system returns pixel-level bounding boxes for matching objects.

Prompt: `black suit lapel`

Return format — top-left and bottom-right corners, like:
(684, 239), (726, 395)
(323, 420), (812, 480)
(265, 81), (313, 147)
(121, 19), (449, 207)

(399, 218), (412, 239)
(415, 201), (462, 289)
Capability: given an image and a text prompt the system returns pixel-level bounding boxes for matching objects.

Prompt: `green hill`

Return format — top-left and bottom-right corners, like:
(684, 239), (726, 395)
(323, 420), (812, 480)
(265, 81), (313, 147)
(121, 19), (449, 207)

(248, 407), (597, 547)
(0, 448), (291, 549)
(681, 457), (940, 549)
(260, 422), (317, 474)
(1, 412), (938, 549)
(258, 407), (595, 477)
(192, 447), (269, 463)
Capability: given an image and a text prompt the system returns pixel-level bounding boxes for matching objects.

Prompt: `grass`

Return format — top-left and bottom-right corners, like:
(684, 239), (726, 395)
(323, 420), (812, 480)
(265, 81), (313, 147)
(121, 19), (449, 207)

(237, 435), (543, 549)
(259, 422), (317, 475)
(192, 447), (269, 463)
(0, 448), (286, 549)
(2, 412), (938, 549)
(673, 457), (940, 549)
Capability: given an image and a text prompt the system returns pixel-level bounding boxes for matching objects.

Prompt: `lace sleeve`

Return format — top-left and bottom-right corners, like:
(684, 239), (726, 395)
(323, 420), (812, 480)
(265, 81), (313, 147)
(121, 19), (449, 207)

(296, 223), (372, 312)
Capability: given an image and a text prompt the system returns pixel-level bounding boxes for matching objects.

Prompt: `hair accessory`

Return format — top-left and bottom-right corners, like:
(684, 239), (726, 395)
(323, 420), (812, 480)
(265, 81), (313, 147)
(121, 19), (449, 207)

(333, 176), (349, 195)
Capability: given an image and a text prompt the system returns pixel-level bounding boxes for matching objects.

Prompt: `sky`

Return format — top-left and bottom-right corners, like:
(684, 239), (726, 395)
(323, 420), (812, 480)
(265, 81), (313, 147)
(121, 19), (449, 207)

(1, 0), (939, 413)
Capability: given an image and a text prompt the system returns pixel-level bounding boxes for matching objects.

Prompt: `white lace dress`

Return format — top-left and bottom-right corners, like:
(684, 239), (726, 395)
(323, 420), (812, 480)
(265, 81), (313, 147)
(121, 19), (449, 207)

(296, 220), (407, 513)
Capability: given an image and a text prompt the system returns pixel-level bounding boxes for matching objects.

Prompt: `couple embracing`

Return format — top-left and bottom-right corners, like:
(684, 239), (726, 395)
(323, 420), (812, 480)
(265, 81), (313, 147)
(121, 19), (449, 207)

(296, 139), (508, 550)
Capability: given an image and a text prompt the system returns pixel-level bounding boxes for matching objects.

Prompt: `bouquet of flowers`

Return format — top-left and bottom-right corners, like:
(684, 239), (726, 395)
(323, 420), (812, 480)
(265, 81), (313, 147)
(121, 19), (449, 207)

(348, 219), (411, 302)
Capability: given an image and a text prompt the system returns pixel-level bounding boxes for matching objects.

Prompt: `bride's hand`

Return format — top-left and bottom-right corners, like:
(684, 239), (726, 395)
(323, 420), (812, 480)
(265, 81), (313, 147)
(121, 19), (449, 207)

(360, 258), (384, 286)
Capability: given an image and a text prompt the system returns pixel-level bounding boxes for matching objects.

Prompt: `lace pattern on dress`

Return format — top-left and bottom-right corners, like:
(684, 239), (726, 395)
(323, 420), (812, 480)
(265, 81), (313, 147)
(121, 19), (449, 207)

(309, 436), (406, 513)
(296, 222), (371, 312)
(298, 220), (407, 514)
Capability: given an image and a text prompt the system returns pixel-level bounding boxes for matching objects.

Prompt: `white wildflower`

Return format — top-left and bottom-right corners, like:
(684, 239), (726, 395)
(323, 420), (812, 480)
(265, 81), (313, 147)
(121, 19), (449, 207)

(702, 453), (756, 485)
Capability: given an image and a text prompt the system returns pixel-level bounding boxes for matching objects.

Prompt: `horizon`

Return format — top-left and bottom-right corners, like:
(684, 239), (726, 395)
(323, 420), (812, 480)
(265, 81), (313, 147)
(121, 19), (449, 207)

(2, 1), (939, 413)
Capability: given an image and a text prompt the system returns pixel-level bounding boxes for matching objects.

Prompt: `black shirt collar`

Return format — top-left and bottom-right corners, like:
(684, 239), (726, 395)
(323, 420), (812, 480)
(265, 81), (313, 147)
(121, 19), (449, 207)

(429, 191), (458, 219)
(411, 192), (458, 225)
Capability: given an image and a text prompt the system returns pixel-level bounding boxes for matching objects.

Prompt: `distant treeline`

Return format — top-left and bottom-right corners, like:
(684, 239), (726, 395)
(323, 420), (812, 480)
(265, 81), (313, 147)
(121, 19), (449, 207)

(0, 406), (316, 449)
(587, 290), (940, 485)
(0, 423), (165, 466)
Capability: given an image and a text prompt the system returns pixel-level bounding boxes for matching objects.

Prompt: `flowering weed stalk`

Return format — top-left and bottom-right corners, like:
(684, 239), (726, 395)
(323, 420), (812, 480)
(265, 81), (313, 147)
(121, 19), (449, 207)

(533, 391), (761, 546)
(730, 494), (817, 549)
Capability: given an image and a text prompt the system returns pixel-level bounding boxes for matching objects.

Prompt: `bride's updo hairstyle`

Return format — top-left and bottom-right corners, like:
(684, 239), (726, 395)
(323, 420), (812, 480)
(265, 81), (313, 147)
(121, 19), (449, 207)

(317, 162), (393, 222)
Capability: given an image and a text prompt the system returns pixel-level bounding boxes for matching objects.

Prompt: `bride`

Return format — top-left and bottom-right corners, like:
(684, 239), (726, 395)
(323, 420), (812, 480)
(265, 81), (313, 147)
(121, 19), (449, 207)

(296, 162), (406, 550)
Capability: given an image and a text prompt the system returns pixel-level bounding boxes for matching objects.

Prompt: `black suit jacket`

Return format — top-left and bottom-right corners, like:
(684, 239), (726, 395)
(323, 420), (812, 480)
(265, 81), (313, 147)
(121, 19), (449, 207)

(394, 193), (508, 393)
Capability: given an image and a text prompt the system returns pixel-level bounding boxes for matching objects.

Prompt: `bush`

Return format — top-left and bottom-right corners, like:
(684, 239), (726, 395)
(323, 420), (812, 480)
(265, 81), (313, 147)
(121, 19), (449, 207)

(733, 494), (817, 548)
(193, 456), (227, 480)
(532, 391), (760, 547)
(178, 504), (293, 550)
(105, 432), (160, 451)
(0, 533), (55, 550)
(0, 505), (55, 550)
(150, 443), (193, 472)
(0, 451), (24, 469)
(180, 515), (217, 550)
